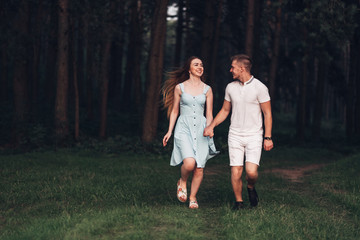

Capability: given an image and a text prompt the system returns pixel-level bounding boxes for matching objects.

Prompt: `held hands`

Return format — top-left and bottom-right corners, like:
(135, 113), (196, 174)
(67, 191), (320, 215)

(203, 126), (214, 138)
(163, 132), (172, 147)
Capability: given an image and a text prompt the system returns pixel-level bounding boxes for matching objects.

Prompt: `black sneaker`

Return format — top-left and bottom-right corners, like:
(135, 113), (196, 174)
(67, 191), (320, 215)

(232, 201), (244, 210)
(247, 187), (259, 207)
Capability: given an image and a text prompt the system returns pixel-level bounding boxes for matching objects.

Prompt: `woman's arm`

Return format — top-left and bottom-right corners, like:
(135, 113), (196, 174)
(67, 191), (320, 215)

(205, 87), (214, 126)
(163, 85), (181, 146)
(203, 100), (231, 137)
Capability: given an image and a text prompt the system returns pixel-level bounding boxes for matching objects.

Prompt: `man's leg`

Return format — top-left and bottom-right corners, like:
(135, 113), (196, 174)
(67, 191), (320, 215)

(231, 166), (244, 202)
(245, 162), (259, 206)
(245, 162), (259, 188)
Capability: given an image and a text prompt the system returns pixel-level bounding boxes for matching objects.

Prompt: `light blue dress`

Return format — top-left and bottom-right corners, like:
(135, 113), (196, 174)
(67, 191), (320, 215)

(170, 83), (219, 168)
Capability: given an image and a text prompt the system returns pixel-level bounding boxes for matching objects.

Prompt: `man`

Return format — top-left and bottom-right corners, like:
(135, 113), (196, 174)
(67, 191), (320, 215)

(204, 54), (273, 210)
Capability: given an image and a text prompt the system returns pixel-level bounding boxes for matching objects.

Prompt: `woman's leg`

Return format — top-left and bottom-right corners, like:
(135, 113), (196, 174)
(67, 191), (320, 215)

(189, 167), (203, 201)
(180, 157), (196, 190)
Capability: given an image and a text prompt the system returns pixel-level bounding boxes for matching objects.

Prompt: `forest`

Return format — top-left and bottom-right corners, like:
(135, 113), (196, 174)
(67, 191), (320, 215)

(0, 0), (359, 149)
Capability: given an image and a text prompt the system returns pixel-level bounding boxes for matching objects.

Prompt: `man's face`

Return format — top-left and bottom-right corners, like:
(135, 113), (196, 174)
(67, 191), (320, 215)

(230, 60), (243, 80)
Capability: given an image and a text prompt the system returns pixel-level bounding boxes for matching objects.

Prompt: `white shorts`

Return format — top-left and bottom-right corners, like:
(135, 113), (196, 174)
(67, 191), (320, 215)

(228, 133), (263, 166)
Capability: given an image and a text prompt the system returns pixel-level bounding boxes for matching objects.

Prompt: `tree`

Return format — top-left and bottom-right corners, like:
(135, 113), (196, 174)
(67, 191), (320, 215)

(173, 0), (184, 67)
(12, 0), (30, 145)
(123, 0), (143, 112)
(244, 0), (255, 57)
(54, 0), (70, 143)
(99, 1), (118, 139)
(268, 0), (282, 100)
(142, 0), (169, 143)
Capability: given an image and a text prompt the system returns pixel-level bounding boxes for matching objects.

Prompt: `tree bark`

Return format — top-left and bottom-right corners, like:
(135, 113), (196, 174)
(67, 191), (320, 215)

(201, 0), (216, 83)
(345, 41), (354, 138)
(353, 38), (360, 135)
(245, 0), (255, 58)
(122, 0), (142, 112)
(0, 43), (8, 103)
(296, 28), (309, 141)
(12, 0), (30, 145)
(268, 0), (282, 100)
(99, 40), (112, 139)
(98, 2), (117, 139)
(54, 0), (70, 143)
(71, 17), (80, 141)
(133, 0), (143, 114)
(82, 12), (94, 121)
(142, 0), (169, 143)
(312, 57), (327, 139)
(174, 0), (184, 67)
(209, 0), (223, 91)
(251, 0), (263, 76)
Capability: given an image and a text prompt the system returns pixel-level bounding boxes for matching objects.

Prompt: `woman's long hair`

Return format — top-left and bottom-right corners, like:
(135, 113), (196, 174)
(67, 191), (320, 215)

(162, 56), (205, 118)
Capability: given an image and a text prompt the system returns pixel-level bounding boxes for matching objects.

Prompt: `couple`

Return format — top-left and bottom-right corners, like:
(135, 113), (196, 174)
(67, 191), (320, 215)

(162, 54), (273, 210)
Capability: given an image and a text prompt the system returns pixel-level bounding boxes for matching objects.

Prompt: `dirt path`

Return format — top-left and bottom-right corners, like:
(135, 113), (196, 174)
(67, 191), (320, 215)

(264, 164), (327, 182)
(206, 163), (328, 183)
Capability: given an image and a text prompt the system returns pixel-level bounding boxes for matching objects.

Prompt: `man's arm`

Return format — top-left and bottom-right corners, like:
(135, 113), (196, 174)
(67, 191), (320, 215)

(203, 100), (231, 137)
(260, 100), (273, 151)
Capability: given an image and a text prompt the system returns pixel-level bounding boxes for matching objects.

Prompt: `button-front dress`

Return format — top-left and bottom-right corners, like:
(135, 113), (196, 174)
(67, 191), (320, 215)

(170, 83), (219, 168)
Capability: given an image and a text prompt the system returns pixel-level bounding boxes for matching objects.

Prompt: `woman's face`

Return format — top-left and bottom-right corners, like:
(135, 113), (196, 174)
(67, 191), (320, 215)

(189, 58), (204, 78)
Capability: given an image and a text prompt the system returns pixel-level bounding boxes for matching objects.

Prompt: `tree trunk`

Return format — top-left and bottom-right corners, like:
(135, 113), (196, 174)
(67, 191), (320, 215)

(296, 28), (309, 141)
(312, 57), (327, 139)
(251, 0), (263, 76)
(71, 17), (80, 141)
(353, 38), (360, 135)
(0, 43), (8, 103)
(122, 0), (142, 112)
(345, 41), (354, 138)
(209, 0), (223, 91)
(268, 0), (282, 100)
(12, 0), (30, 145)
(98, 2), (117, 139)
(30, 0), (44, 117)
(99, 40), (112, 139)
(201, 0), (215, 84)
(142, 0), (169, 143)
(54, 0), (69, 143)
(245, 0), (255, 58)
(0, 1), (7, 103)
(133, 0), (143, 114)
(174, 0), (184, 67)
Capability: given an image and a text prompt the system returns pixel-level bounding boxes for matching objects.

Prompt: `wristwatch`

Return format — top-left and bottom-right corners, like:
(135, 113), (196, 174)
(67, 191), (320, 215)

(264, 137), (272, 140)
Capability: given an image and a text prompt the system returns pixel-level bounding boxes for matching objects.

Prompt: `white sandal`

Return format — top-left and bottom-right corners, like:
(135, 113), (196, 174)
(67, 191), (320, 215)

(177, 179), (187, 203)
(189, 200), (199, 209)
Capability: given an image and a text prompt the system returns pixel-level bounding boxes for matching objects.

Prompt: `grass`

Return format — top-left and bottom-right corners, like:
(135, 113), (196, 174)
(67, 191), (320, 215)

(1, 145), (360, 239)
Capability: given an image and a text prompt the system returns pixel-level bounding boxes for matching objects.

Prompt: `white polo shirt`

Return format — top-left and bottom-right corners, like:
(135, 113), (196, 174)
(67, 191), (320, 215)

(224, 76), (270, 136)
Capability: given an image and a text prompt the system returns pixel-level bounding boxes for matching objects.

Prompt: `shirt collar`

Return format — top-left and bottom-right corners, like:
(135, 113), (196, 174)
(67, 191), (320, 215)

(236, 75), (254, 85)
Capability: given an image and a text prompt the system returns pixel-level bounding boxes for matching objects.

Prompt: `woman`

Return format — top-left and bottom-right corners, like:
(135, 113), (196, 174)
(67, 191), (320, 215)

(162, 56), (218, 209)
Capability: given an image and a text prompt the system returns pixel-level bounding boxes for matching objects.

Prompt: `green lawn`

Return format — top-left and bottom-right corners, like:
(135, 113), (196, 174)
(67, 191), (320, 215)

(1, 146), (360, 239)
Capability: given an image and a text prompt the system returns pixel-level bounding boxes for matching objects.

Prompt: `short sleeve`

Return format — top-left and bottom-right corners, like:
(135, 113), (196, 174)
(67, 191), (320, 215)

(224, 84), (231, 102)
(257, 83), (271, 103)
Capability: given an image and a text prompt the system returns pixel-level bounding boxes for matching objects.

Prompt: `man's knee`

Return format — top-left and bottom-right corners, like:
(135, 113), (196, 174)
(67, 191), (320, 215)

(245, 163), (258, 179)
(231, 166), (243, 179)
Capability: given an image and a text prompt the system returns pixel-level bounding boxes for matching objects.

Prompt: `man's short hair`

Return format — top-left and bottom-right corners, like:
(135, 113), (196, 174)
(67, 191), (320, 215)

(231, 54), (252, 72)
